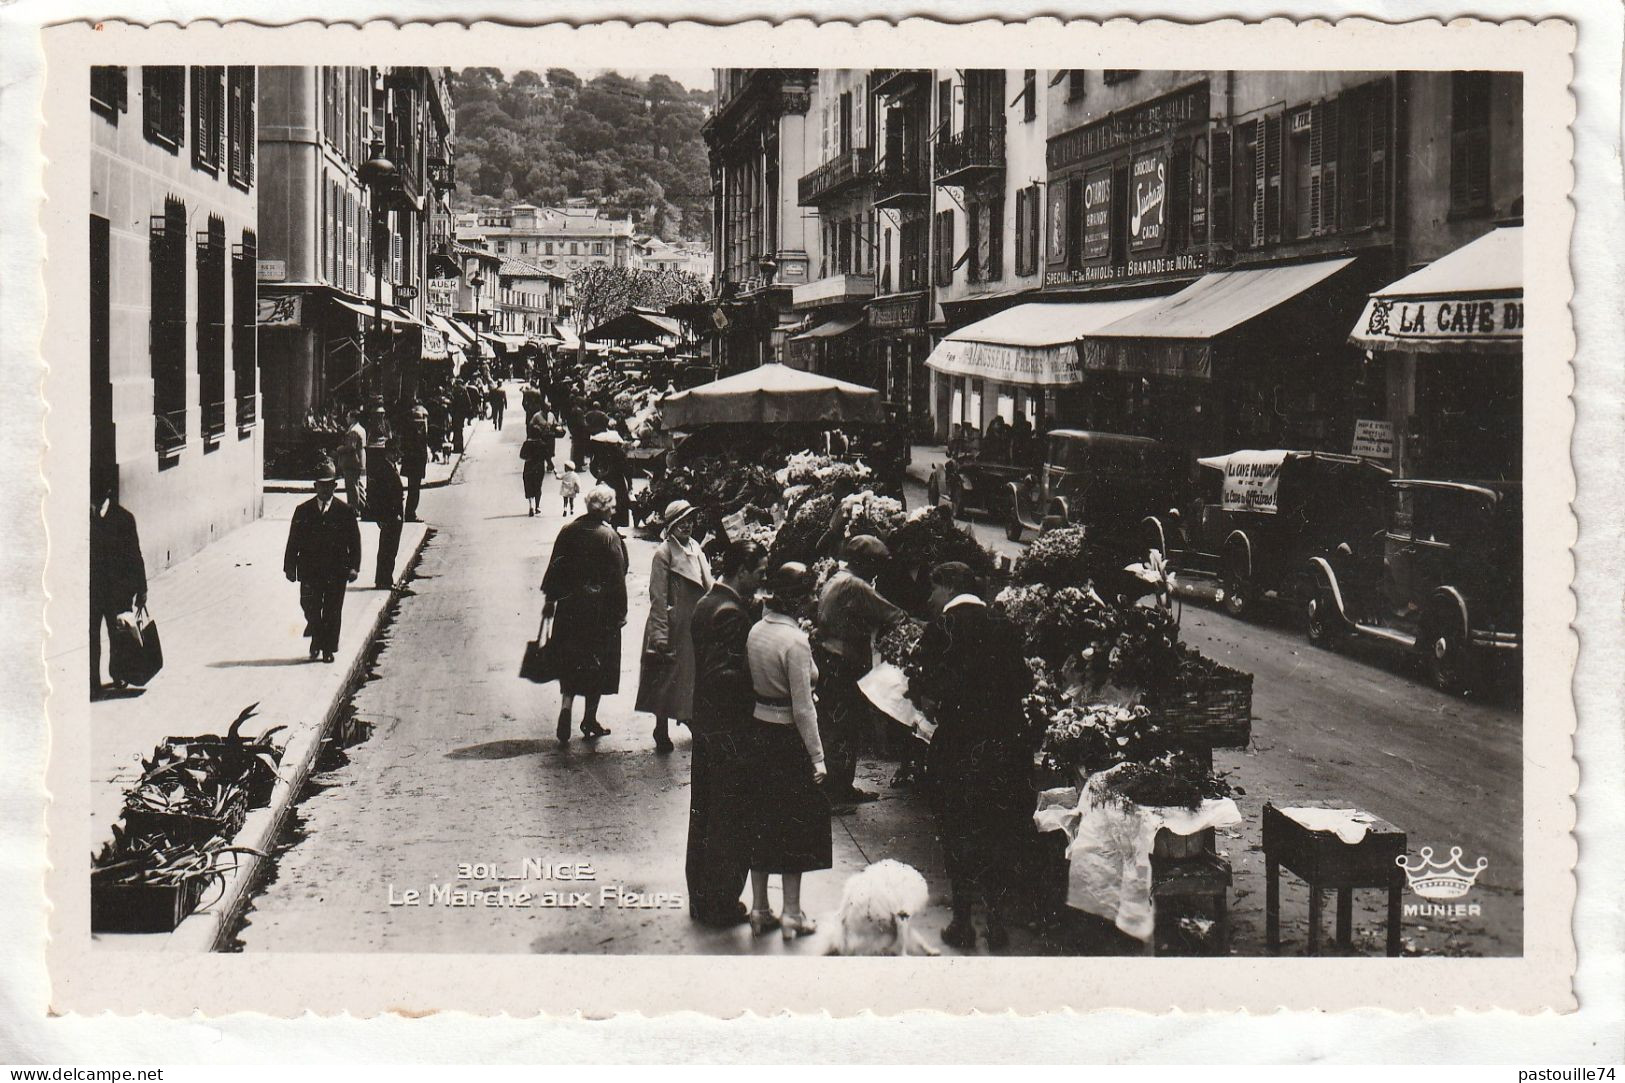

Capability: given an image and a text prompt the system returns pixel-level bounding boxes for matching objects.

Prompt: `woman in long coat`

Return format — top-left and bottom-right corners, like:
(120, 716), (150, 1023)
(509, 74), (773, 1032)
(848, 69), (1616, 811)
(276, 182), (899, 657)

(635, 500), (713, 753)
(541, 484), (629, 742)
(519, 413), (551, 517)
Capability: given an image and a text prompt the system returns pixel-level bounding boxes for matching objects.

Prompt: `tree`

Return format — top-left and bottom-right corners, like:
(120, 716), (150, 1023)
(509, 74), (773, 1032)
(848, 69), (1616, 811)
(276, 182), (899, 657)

(570, 265), (638, 338)
(547, 68), (581, 92)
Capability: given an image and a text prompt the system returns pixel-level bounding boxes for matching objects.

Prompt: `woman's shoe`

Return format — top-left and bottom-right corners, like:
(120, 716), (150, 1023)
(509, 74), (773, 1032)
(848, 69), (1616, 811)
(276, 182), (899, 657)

(941, 915), (977, 951)
(653, 729), (674, 753)
(581, 721), (610, 740)
(747, 909), (781, 936)
(556, 713), (572, 743)
(781, 910), (818, 941)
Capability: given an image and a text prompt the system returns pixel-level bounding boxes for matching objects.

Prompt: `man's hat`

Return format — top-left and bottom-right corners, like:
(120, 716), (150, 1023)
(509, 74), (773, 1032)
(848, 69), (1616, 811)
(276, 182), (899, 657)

(313, 460), (339, 484)
(841, 534), (891, 567)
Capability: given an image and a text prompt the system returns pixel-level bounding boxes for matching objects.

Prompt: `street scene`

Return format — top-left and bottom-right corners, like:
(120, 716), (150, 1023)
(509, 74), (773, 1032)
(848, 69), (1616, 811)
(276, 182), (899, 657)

(81, 63), (1524, 960)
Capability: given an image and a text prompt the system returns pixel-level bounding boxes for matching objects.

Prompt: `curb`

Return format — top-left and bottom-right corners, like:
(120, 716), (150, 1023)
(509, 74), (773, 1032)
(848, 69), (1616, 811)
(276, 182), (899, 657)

(263, 425), (479, 495)
(164, 525), (435, 953)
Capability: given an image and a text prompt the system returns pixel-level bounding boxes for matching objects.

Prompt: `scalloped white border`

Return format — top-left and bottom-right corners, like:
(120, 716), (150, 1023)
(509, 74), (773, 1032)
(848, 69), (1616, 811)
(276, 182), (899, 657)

(4, 2), (1618, 1059)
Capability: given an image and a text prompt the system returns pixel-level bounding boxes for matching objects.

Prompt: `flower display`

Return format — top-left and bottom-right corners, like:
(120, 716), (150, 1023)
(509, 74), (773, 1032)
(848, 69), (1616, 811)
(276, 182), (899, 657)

(1011, 526), (1097, 589)
(876, 617), (928, 689)
(1039, 702), (1159, 775)
(841, 489), (907, 540)
(1086, 755), (1234, 812)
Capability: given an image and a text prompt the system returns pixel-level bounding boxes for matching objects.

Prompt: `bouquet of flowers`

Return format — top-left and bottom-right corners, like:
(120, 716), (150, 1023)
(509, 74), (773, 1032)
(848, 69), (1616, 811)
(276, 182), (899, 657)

(767, 493), (837, 567)
(776, 450), (837, 488)
(841, 489), (906, 540)
(1086, 753), (1234, 812)
(1039, 702), (1158, 775)
(1011, 526), (1097, 589)
(886, 505), (998, 578)
(876, 617), (928, 689)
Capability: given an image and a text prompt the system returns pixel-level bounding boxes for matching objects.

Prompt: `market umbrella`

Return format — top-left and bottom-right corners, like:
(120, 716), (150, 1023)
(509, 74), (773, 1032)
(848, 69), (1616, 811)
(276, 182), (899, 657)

(659, 362), (887, 428)
(628, 342), (665, 356)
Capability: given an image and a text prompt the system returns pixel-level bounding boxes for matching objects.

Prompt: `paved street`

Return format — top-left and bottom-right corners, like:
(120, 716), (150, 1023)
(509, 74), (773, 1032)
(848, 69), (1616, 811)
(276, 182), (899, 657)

(229, 403), (1519, 957)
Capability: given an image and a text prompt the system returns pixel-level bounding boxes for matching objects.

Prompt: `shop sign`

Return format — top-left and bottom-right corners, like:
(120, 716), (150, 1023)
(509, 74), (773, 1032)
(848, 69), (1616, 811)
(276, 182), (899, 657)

(1083, 168), (1113, 262)
(1357, 294), (1523, 346)
(1044, 249), (1206, 287)
(1130, 150), (1167, 252)
(256, 259), (286, 282)
(867, 293), (925, 331)
(421, 327), (449, 361)
(428, 277), (459, 316)
(256, 293), (302, 328)
(1352, 418), (1395, 460)
(1208, 450), (1284, 515)
(1048, 81), (1210, 171)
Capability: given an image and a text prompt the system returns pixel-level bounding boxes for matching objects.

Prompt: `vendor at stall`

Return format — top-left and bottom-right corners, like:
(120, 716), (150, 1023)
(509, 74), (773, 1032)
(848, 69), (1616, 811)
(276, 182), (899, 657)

(911, 561), (1036, 952)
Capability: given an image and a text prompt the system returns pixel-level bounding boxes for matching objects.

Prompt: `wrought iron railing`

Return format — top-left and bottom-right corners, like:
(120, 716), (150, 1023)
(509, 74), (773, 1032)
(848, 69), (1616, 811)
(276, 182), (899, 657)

(933, 124), (1006, 182)
(797, 147), (875, 205)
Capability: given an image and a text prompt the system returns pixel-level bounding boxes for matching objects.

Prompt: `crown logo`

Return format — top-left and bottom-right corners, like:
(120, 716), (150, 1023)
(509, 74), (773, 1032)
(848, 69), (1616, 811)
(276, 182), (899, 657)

(1396, 846), (1488, 899)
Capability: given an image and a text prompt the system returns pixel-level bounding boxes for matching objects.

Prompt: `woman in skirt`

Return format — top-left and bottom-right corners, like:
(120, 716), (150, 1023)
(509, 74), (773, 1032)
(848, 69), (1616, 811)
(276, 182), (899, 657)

(519, 413), (551, 516)
(741, 561), (829, 940)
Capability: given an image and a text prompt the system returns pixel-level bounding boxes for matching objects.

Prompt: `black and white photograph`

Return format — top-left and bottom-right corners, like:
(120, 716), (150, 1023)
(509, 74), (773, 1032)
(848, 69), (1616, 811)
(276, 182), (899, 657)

(31, 14), (1586, 1022)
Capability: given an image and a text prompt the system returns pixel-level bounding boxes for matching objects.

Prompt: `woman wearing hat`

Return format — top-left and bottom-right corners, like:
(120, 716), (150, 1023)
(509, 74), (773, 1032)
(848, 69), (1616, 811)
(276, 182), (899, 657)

(519, 412), (552, 517)
(739, 562), (830, 940)
(634, 499), (712, 752)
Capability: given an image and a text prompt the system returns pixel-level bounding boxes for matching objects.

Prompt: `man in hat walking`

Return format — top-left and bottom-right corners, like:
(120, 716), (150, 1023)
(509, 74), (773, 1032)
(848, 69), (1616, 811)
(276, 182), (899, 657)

(368, 442), (406, 591)
(813, 534), (905, 808)
(337, 408), (367, 509)
(283, 461), (362, 663)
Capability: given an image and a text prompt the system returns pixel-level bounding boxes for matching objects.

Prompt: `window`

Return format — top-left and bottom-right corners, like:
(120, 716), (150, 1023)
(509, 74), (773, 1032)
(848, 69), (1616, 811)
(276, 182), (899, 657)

(227, 67), (255, 189)
(1021, 70), (1037, 122)
(233, 229), (257, 426)
(900, 216), (927, 291)
(545, 241), (554, 255)
(520, 241), (529, 254)
(1103, 70), (1140, 86)
(1067, 70), (1087, 103)
(966, 202), (982, 282)
(1014, 183), (1042, 276)
(150, 197), (188, 455)
(936, 78), (953, 136)
(987, 194), (1004, 281)
(839, 91), (853, 154)
(91, 66), (128, 122)
(1286, 109), (1314, 239)
(593, 241), (606, 256)
(933, 209), (955, 286)
(142, 66), (185, 151)
(497, 240), (508, 254)
(1450, 72), (1493, 218)
(570, 242), (579, 255)
(1341, 79), (1390, 230)
(190, 67), (224, 175)
(880, 228), (893, 292)
(197, 214), (227, 440)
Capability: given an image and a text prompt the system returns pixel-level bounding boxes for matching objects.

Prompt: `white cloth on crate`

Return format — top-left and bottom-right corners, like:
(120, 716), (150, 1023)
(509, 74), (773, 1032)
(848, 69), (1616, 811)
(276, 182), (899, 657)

(1032, 786), (1083, 837)
(1277, 806), (1376, 845)
(1062, 773), (1243, 942)
(857, 661), (936, 743)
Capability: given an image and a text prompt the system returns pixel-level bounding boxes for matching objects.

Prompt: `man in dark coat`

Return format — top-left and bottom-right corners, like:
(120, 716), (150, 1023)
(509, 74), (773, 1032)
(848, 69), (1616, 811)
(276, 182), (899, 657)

(448, 381), (468, 454)
(284, 461), (362, 663)
(911, 561), (1035, 952)
(401, 398), (429, 522)
(541, 484), (628, 742)
(487, 382), (507, 431)
(367, 443), (405, 590)
(89, 469), (147, 697)
(685, 539), (767, 927)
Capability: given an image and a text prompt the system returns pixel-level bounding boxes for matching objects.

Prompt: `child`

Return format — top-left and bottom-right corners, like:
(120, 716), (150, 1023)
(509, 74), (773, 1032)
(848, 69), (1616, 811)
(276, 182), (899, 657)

(557, 462), (580, 517)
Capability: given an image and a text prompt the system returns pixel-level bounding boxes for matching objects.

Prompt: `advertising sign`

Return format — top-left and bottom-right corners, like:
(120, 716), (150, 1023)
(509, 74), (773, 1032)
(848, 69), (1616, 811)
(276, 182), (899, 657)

(1130, 150), (1167, 252)
(1352, 418), (1396, 460)
(256, 258), (287, 282)
(1200, 449), (1286, 515)
(1047, 182), (1068, 264)
(256, 293), (302, 328)
(1082, 168), (1112, 262)
(1353, 294), (1523, 353)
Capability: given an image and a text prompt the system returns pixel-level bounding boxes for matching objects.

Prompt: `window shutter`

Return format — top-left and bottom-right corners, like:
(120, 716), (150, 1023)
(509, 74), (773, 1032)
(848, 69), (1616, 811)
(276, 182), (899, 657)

(1264, 112), (1283, 244)
(1370, 79), (1390, 226)
(191, 68), (208, 164)
(988, 195), (1004, 279)
(228, 74), (243, 179)
(1014, 188), (1026, 274)
(1321, 98), (1339, 234)
(854, 87), (866, 149)
(1307, 102), (1324, 235)
(244, 69), (255, 185)
(1210, 127), (1232, 247)
(1245, 121), (1264, 248)
(1170, 139), (1191, 250)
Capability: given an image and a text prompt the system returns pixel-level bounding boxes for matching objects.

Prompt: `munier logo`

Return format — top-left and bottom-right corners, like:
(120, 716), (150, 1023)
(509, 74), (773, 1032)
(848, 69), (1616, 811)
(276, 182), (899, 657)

(1397, 845), (1489, 918)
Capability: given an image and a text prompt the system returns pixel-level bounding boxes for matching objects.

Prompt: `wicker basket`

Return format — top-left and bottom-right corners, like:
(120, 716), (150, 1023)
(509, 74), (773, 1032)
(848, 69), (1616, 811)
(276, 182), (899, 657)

(1144, 662), (1253, 750)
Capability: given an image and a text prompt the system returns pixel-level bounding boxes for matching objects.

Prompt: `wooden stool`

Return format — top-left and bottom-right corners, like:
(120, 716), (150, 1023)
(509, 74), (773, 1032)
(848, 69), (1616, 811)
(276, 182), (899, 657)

(1262, 803), (1407, 956)
(1147, 851), (1232, 956)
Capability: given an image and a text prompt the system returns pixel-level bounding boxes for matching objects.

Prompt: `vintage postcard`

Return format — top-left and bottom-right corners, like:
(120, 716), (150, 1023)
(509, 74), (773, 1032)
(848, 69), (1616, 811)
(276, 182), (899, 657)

(37, 15), (1576, 1017)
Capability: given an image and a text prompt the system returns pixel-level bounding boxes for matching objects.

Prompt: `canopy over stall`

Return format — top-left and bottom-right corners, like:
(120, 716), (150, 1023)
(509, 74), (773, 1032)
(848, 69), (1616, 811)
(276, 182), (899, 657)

(660, 362), (888, 428)
(1080, 257), (1358, 379)
(1349, 226), (1522, 355)
(584, 309), (685, 345)
(924, 299), (1159, 386)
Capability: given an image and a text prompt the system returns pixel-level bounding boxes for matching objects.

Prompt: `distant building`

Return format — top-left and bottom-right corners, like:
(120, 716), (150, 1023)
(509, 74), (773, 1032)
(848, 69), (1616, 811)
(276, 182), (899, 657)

(455, 204), (635, 273)
(495, 254), (569, 340)
(90, 64), (262, 572)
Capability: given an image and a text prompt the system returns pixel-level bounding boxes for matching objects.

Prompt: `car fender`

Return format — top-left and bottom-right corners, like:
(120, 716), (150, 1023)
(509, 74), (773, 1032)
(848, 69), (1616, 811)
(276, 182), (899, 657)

(1426, 586), (1472, 641)
(1223, 529), (1253, 580)
(1143, 515), (1168, 556)
(1305, 556), (1353, 624)
(1046, 494), (1072, 524)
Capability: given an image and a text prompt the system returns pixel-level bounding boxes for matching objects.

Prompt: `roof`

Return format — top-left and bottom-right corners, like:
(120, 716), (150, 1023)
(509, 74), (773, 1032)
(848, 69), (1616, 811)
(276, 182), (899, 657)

(583, 310), (685, 343)
(449, 240), (502, 263)
(498, 256), (568, 282)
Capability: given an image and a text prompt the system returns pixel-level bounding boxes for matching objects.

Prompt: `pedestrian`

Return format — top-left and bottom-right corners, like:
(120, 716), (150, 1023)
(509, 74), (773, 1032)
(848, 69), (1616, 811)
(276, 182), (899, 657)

(448, 382), (467, 455)
(368, 442), (405, 590)
(686, 539), (768, 928)
(428, 392), (449, 464)
(588, 431), (632, 528)
(910, 561), (1035, 951)
(520, 414), (550, 517)
(283, 460), (361, 663)
(741, 561), (829, 941)
(635, 500), (714, 753)
(402, 398), (429, 523)
(813, 534), (905, 808)
(337, 408), (367, 509)
(540, 484), (628, 742)
(89, 466), (147, 698)
(488, 381), (506, 431)
(521, 383), (545, 427)
(557, 461), (580, 517)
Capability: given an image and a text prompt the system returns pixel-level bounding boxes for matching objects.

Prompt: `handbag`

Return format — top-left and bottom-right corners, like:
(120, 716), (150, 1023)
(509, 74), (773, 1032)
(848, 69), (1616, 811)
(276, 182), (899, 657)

(520, 614), (560, 683)
(108, 605), (164, 686)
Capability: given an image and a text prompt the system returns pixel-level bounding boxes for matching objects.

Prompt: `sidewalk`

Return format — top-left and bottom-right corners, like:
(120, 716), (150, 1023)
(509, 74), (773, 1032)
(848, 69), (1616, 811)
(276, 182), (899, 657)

(80, 502), (430, 950)
(264, 419), (481, 494)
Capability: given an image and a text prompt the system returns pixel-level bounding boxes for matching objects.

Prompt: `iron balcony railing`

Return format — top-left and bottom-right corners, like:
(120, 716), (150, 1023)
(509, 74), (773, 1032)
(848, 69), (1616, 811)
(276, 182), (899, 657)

(933, 123), (1006, 185)
(872, 69), (931, 98)
(873, 161), (930, 207)
(797, 147), (876, 206)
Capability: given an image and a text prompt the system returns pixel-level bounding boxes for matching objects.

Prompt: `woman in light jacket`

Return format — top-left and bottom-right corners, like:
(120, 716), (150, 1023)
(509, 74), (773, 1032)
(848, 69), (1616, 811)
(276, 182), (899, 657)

(740, 561), (830, 940)
(634, 500), (713, 752)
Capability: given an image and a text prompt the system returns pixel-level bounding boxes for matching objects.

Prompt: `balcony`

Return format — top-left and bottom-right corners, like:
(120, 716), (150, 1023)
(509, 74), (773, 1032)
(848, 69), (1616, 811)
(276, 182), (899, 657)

(872, 69), (932, 99)
(933, 124), (1006, 187)
(797, 147), (876, 206)
(792, 272), (875, 310)
(873, 161), (930, 210)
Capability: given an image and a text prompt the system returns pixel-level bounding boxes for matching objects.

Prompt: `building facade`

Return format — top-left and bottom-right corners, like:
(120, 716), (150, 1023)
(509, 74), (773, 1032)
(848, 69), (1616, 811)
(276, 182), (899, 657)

(457, 203), (635, 274)
(90, 64), (262, 573)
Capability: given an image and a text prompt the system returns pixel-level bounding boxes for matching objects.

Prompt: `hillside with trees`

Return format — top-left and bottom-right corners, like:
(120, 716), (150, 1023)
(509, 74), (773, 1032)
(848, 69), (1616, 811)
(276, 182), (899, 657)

(449, 68), (714, 243)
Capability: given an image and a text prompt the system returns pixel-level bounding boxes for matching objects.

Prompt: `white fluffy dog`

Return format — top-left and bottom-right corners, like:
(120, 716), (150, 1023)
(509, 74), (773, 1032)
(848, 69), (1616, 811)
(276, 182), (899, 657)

(825, 859), (940, 956)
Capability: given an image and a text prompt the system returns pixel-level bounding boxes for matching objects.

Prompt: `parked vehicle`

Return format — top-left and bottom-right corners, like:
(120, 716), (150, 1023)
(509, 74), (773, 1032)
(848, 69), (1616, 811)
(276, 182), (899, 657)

(1304, 479), (1522, 695)
(1149, 450), (1392, 619)
(1001, 430), (1179, 551)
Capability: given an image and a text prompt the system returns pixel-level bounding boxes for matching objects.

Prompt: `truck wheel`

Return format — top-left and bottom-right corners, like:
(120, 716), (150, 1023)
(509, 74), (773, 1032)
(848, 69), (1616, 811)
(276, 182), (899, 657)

(1424, 617), (1476, 696)
(1306, 591), (1340, 649)
(1006, 506), (1024, 542)
(1221, 577), (1251, 619)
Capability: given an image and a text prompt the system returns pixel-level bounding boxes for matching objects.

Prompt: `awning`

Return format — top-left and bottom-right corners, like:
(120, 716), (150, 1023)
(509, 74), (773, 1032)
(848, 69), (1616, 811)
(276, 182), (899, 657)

(1350, 226), (1521, 355)
(1080, 257), (1358, 379)
(330, 296), (420, 326)
(495, 332), (528, 349)
(924, 298), (1160, 387)
(428, 312), (477, 349)
(475, 335), (498, 359)
(790, 314), (865, 342)
(554, 325), (582, 351)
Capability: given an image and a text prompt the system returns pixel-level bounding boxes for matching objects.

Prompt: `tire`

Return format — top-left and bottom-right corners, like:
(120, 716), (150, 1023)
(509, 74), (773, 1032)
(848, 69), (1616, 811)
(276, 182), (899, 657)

(1221, 576), (1251, 619)
(1424, 616), (1476, 696)
(1006, 506), (1024, 542)
(1306, 590), (1340, 649)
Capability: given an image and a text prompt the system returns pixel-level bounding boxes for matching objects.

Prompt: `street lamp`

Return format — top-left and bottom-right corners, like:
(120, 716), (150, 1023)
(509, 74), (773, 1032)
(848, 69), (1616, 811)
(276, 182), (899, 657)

(359, 151), (397, 407)
(470, 273), (487, 330)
